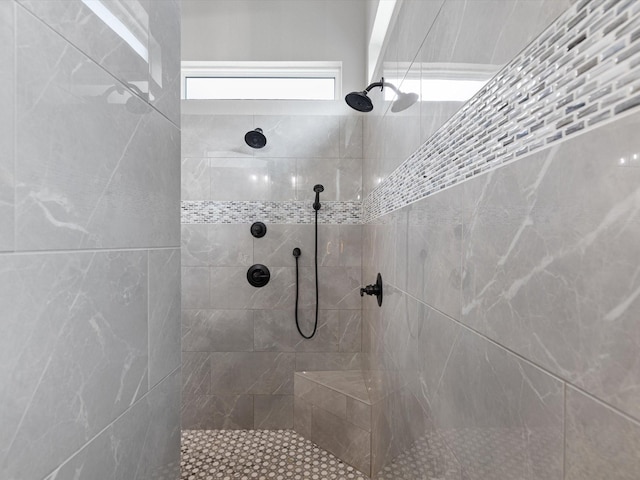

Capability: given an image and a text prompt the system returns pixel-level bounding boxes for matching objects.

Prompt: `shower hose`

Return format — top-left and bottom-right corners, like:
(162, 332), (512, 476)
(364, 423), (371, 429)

(293, 208), (319, 339)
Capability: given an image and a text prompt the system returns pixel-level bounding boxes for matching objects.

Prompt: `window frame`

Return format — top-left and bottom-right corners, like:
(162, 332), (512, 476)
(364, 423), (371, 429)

(181, 61), (343, 101)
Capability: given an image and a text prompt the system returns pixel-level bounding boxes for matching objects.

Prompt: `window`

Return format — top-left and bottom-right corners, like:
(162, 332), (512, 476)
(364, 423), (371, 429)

(182, 62), (342, 101)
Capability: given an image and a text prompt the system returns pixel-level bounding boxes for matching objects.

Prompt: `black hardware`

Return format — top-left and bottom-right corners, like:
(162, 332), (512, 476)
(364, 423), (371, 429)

(292, 247), (301, 258)
(250, 222), (267, 238)
(313, 184), (324, 211)
(360, 273), (383, 306)
(247, 264), (271, 287)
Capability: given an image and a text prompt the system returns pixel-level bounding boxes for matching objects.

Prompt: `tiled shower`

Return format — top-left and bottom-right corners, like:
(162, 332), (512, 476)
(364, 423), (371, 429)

(2, 0), (640, 478)
(180, 114), (364, 429)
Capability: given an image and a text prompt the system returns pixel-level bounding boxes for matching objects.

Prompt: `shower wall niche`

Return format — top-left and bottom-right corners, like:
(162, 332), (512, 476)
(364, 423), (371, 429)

(181, 113), (364, 429)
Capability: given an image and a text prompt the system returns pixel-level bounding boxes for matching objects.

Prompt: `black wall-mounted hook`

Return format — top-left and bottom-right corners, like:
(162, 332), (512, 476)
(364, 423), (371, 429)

(360, 273), (383, 307)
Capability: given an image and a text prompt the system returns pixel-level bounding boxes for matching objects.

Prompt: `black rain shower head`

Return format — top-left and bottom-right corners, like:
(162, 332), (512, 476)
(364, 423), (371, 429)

(345, 91), (374, 112)
(245, 128), (267, 149)
(345, 77), (384, 112)
(345, 77), (419, 113)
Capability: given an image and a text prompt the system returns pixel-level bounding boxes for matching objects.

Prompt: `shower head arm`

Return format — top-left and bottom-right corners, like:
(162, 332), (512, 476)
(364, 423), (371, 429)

(364, 77), (385, 93)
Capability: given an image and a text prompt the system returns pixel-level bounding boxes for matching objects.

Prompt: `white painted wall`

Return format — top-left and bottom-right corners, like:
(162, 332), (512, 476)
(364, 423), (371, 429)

(182, 0), (368, 96)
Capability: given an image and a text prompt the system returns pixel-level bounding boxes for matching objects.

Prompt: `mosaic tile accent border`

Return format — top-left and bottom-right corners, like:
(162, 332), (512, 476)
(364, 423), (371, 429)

(364, 0), (640, 222)
(181, 201), (362, 225)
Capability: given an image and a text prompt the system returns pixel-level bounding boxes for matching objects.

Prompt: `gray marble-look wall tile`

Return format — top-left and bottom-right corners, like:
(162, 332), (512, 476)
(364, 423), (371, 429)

(0, 1), (14, 252)
(347, 398), (371, 432)
(209, 224), (253, 266)
(254, 116), (339, 158)
(181, 224), (210, 266)
(16, 8), (180, 250)
(429, 327), (564, 480)
(295, 353), (363, 372)
(565, 386), (640, 480)
(338, 310), (362, 353)
(254, 309), (296, 352)
(182, 352), (211, 396)
(363, 216), (396, 289)
(253, 224), (353, 268)
(45, 370), (180, 480)
(182, 267), (210, 309)
(210, 157), (296, 201)
(339, 116), (363, 159)
(181, 394), (254, 430)
(182, 309), (254, 352)
(210, 352), (295, 395)
(293, 310), (341, 353)
(148, 249), (181, 389)
(311, 406), (371, 476)
(182, 115), (254, 158)
(406, 186), (463, 319)
(148, 0), (181, 125)
(294, 376), (347, 420)
(210, 266), (296, 310)
(297, 158), (362, 202)
(132, 368), (181, 480)
(182, 158), (210, 201)
(253, 308), (359, 353)
(0, 251), (148, 480)
(298, 266), (362, 310)
(182, 224), (254, 267)
(294, 395), (313, 439)
(338, 225), (362, 267)
(254, 395), (294, 429)
(462, 114), (640, 419)
(18, 0), (151, 97)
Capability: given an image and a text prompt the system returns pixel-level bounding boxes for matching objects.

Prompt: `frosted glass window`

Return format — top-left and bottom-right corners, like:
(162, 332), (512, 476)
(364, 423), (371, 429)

(185, 77), (336, 100)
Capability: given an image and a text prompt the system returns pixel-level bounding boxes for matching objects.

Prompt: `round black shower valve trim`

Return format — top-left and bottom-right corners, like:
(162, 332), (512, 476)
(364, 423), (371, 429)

(360, 273), (383, 307)
(250, 221), (267, 238)
(247, 264), (271, 288)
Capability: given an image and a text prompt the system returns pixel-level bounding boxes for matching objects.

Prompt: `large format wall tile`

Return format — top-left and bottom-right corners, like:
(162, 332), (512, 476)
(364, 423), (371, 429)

(44, 370), (180, 480)
(405, 186), (463, 319)
(182, 115), (254, 158)
(181, 394), (254, 430)
(210, 158), (296, 201)
(181, 158), (210, 201)
(297, 158), (362, 201)
(254, 395), (294, 429)
(0, 1), (14, 252)
(16, 8), (180, 250)
(0, 251), (148, 480)
(148, 0), (181, 125)
(565, 386), (640, 480)
(18, 0), (151, 97)
(182, 309), (254, 352)
(462, 115), (640, 419)
(210, 352), (295, 395)
(148, 249), (181, 388)
(427, 325), (565, 480)
(254, 116), (339, 159)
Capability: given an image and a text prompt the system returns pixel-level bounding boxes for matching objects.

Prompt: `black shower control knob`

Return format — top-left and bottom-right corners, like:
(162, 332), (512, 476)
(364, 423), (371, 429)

(250, 222), (267, 238)
(247, 264), (271, 287)
(360, 273), (383, 307)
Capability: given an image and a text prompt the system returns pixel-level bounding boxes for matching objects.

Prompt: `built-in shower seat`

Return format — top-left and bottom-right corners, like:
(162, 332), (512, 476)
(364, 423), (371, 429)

(293, 370), (407, 478)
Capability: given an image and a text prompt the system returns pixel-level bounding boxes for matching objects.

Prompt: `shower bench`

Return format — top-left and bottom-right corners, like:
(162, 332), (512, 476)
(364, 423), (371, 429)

(293, 370), (408, 478)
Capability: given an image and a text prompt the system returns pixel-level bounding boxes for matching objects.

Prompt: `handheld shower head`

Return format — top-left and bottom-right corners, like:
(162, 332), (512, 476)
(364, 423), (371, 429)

(313, 184), (324, 211)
